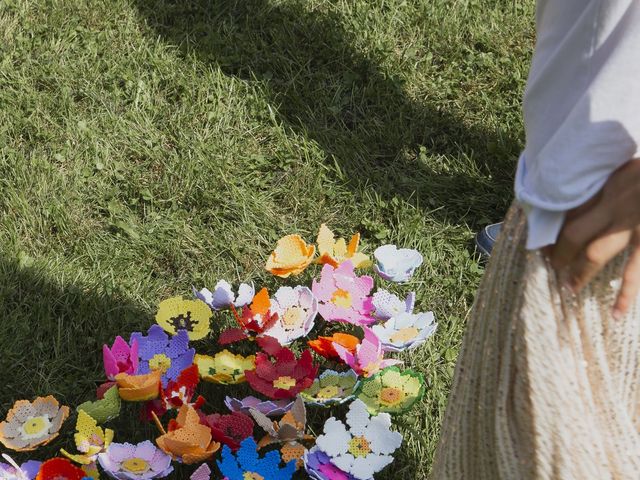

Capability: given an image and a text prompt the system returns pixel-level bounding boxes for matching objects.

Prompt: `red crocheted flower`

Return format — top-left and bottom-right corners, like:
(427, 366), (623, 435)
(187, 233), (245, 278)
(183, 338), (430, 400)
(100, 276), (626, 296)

(144, 364), (205, 420)
(245, 337), (319, 399)
(218, 288), (279, 345)
(36, 458), (87, 480)
(200, 411), (254, 451)
(307, 333), (360, 359)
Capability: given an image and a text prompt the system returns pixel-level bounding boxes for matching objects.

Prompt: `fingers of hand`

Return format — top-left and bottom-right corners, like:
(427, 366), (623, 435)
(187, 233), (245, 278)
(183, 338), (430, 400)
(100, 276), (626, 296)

(613, 232), (640, 318)
(567, 229), (631, 292)
(550, 205), (611, 271)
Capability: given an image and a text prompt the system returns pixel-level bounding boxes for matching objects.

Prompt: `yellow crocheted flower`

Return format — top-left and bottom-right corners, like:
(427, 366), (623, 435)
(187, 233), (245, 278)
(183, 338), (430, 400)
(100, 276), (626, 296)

(0, 396), (69, 452)
(61, 410), (114, 465)
(316, 224), (371, 269)
(195, 351), (255, 385)
(155, 296), (212, 341)
(265, 235), (316, 278)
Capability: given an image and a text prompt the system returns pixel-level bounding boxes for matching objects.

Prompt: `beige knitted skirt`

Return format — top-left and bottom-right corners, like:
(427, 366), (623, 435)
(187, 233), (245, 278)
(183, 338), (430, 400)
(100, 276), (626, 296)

(429, 204), (640, 479)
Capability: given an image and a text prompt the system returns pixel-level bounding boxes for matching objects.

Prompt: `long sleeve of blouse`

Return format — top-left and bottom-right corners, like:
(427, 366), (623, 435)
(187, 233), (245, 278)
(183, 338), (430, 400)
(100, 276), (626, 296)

(515, 0), (640, 249)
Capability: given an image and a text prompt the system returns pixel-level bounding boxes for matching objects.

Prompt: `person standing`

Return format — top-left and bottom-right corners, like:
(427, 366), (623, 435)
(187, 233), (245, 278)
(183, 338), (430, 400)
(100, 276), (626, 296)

(430, 1), (640, 478)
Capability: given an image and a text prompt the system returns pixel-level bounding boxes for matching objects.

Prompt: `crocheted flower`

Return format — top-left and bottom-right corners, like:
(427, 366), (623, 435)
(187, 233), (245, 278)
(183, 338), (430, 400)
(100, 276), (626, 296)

(155, 405), (220, 464)
(224, 396), (293, 418)
(373, 245), (423, 283)
(307, 333), (360, 360)
(371, 312), (436, 352)
(145, 365), (206, 419)
(301, 370), (359, 407)
(155, 296), (211, 341)
(77, 385), (121, 423)
(0, 396), (69, 451)
(250, 396), (314, 467)
(115, 371), (161, 402)
(189, 463), (212, 480)
(61, 410), (114, 465)
(312, 261), (375, 326)
(98, 440), (173, 479)
(193, 280), (254, 311)
(334, 328), (402, 377)
(35, 458), (89, 480)
(217, 437), (297, 480)
(218, 288), (279, 345)
(130, 325), (195, 388)
(262, 286), (318, 345)
(195, 351), (255, 385)
(245, 338), (319, 400)
(0, 454), (41, 480)
(265, 234), (316, 278)
(200, 412), (254, 452)
(315, 399), (402, 480)
(315, 224), (371, 269)
(371, 290), (415, 321)
(355, 367), (425, 414)
(103, 336), (139, 380)
(304, 447), (359, 480)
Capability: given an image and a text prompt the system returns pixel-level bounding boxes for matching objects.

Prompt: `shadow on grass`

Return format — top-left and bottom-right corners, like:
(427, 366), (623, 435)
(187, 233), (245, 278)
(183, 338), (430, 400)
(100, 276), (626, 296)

(0, 258), (221, 476)
(133, 0), (518, 228)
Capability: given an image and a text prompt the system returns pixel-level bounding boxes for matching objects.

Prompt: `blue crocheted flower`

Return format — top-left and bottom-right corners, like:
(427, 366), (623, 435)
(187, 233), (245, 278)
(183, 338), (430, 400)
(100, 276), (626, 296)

(217, 437), (296, 480)
(130, 325), (195, 388)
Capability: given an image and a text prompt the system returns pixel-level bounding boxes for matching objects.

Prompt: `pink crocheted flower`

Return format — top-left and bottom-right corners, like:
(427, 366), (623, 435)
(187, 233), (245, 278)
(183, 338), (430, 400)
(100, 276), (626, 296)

(333, 327), (402, 377)
(103, 336), (139, 380)
(312, 261), (375, 326)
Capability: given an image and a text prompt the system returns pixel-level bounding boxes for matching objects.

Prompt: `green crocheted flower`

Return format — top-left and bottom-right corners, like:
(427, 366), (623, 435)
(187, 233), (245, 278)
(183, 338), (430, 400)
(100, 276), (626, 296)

(355, 366), (424, 414)
(300, 369), (359, 406)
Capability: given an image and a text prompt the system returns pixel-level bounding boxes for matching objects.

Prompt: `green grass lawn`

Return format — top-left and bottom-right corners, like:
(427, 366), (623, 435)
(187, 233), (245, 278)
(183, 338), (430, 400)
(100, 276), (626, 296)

(0, 0), (534, 477)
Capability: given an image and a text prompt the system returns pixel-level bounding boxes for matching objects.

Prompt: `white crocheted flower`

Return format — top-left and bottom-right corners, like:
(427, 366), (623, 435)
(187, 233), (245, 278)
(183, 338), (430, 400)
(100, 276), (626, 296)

(371, 289), (415, 320)
(262, 286), (318, 345)
(373, 245), (423, 283)
(371, 311), (436, 352)
(315, 399), (402, 480)
(193, 280), (254, 311)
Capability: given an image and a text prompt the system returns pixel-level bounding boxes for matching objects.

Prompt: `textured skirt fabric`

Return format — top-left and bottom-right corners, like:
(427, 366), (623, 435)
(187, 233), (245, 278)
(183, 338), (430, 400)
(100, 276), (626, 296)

(429, 204), (640, 480)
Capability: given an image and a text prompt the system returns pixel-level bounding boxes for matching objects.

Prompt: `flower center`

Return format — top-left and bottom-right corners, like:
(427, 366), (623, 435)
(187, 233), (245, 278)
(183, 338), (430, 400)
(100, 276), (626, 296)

(168, 311), (197, 332)
(389, 327), (420, 344)
(331, 289), (352, 308)
(282, 306), (304, 328)
(317, 385), (340, 399)
(243, 473), (265, 480)
(379, 387), (405, 406)
(348, 435), (372, 458)
(121, 457), (150, 473)
(272, 376), (297, 390)
(20, 415), (50, 439)
(149, 353), (172, 373)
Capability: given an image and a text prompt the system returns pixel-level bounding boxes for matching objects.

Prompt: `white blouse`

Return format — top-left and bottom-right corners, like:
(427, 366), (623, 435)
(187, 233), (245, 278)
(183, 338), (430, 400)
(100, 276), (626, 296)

(515, 0), (640, 249)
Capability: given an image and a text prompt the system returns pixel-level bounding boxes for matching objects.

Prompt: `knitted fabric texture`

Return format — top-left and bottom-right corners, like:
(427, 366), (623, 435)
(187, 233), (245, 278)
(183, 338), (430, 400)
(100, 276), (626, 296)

(430, 204), (640, 479)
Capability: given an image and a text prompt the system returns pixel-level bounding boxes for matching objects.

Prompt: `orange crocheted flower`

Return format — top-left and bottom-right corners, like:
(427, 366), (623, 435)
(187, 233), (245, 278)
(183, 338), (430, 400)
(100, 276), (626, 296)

(155, 405), (220, 464)
(115, 371), (161, 402)
(265, 235), (315, 278)
(308, 333), (360, 360)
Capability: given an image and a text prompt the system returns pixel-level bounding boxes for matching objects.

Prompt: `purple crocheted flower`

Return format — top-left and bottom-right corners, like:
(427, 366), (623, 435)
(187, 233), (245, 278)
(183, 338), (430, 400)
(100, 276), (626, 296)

(0, 455), (41, 480)
(130, 325), (195, 388)
(304, 447), (360, 480)
(224, 396), (293, 417)
(98, 440), (173, 479)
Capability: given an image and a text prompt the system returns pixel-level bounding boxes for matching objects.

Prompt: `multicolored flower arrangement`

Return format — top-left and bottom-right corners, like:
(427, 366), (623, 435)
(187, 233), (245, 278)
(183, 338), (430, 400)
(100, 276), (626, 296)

(0, 226), (434, 479)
